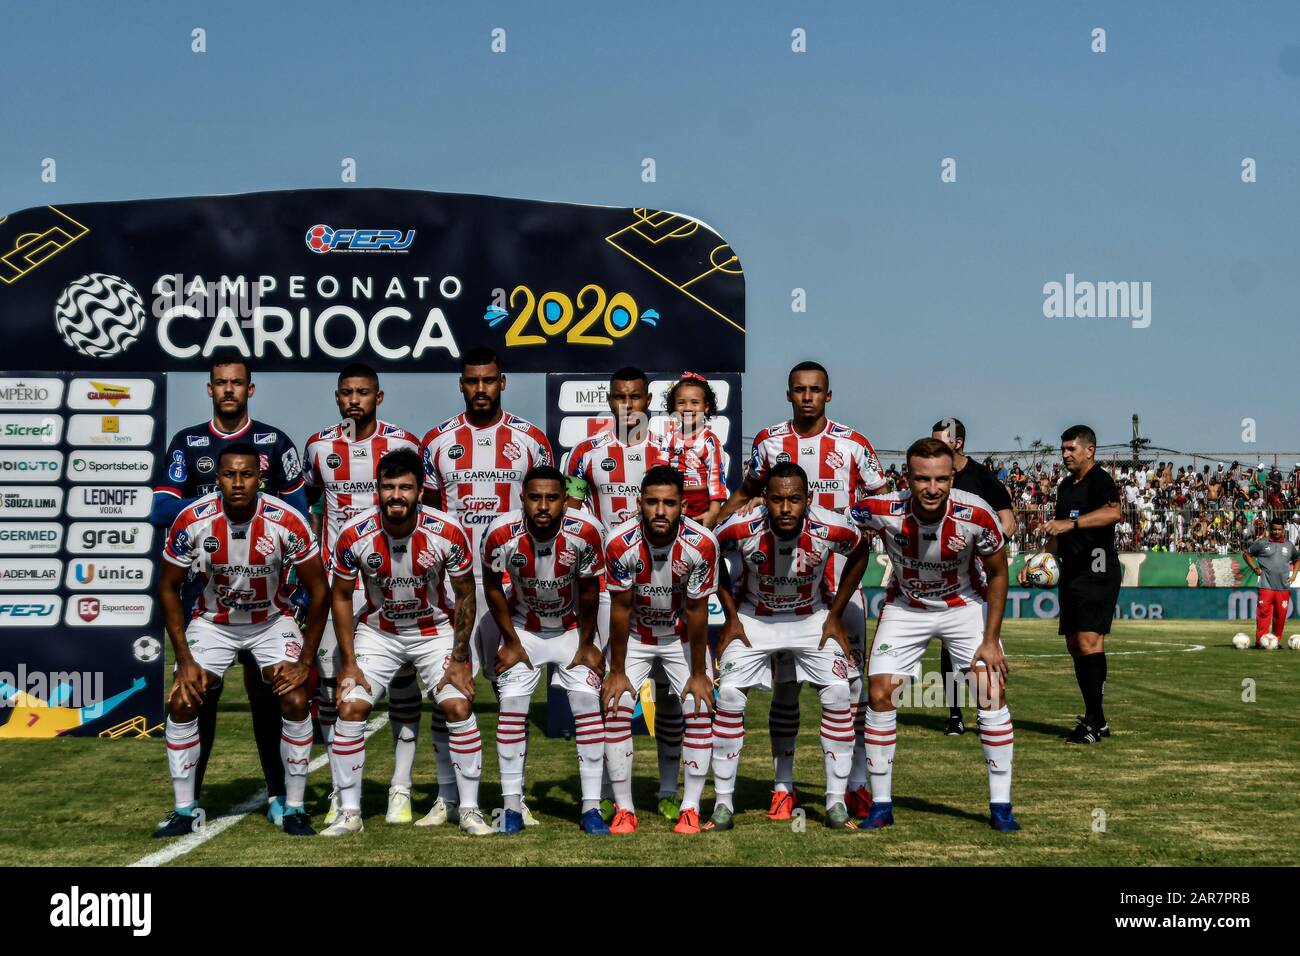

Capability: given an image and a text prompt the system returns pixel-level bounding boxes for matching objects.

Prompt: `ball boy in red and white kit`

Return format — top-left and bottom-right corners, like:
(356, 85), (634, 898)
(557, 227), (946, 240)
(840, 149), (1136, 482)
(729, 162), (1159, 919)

(420, 347), (552, 826)
(600, 466), (719, 835)
(708, 461), (863, 831)
(481, 466), (610, 835)
(320, 449), (491, 837)
(301, 364), (428, 825)
(717, 360), (886, 820)
(155, 443), (330, 838)
(566, 366), (689, 820)
(839, 437), (1020, 832)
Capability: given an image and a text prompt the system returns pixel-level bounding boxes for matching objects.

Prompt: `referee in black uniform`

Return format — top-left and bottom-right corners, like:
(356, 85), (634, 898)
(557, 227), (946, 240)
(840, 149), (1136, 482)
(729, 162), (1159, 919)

(1021, 425), (1122, 744)
(932, 419), (1016, 735)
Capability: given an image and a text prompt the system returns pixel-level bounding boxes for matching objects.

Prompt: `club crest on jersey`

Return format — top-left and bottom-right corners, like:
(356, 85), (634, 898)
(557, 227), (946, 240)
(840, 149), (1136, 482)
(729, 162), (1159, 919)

(672, 557), (691, 577)
(952, 503), (973, 521)
(447, 444), (465, 460)
(600, 458), (617, 472)
(825, 450), (845, 470)
(586, 670), (602, 690)
(415, 549), (437, 572)
(326, 453), (342, 468)
(186, 435), (210, 447)
(365, 552), (383, 570)
(254, 432), (277, 445)
(253, 534), (274, 557)
(832, 659), (848, 680)
(502, 441), (523, 462)
(946, 532), (968, 552)
(285, 639), (303, 661)
(203, 536), (220, 553)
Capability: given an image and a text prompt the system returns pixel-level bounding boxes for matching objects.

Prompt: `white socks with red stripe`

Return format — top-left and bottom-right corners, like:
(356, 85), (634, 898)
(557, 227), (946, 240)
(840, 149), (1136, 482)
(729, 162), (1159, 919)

(446, 715), (482, 810)
(604, 692), (636, 812)
(977, 706), (1014, 803)
(165, 716), (201, 809)
(680, 697), (713, 813)
(864, 707), (897, 804)
(279, 716), (313, 808)
(818, 683), (854, 809)
(497, 698), (530, 805)
(768, 680), (800, 793)
(655, 684), (683, 799)
(329, 718), (367, 812)
(570, 692), (605, 812)
(387, 673), (421, 790)
(710, 686), (748, 812)
(849, 676), (868, 790)
(429, 705), (459, 805)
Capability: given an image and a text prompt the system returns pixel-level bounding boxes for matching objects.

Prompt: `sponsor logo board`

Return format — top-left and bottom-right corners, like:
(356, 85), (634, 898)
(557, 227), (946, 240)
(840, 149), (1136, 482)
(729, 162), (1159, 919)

(0, 414), (63, 446)
(0, 522), (64, 555)
(65, 485), (151, 518)
(66, 522), (154, 555)
(66, 413), (155, 447)
(67, 377), (156, 410)
(0, 558), (62, 590)
(65, 558), (155, 591)
(0, 594), (63, 626)
(0, 485), (65, 517)
(0, 378), (65, 410)
(66, 449), (154, 483)
(65, 594), (154, 627)
(0, 449), (63, 482)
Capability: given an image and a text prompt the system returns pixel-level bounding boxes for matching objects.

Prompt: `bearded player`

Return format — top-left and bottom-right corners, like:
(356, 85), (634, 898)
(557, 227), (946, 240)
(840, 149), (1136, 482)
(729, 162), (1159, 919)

(716, 360), (886, 820)
(154, 443), (329, 838)
(708, 461), (863, 831)
(841, 437), (1020, 832)
(301, 363), (429, 826)
(566, 366), (688, 822)
(481, 466), (610, 835)
(319, 449), (491, 837)
(420, 346), (553, 826)
(600, 466), (718, 834)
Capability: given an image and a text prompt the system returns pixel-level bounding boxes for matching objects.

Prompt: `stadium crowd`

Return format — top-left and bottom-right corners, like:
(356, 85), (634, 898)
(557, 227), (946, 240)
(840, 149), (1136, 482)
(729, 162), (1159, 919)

(872, 457), (1300, 554)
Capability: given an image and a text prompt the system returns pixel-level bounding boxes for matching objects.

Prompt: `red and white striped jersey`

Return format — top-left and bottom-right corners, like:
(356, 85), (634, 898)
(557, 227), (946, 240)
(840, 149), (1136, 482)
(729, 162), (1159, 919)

(566, 430), (658, 531)
(604, 514), (720, 644)
(746, 419), (886, 510)
(481, 509), (605, 631)
(329, 506), (473, 638)
(848, 489), (1004, 610)
(163, 492), (317, 626)
(647, 419), (726, 518)
(715, 504), (861, 617)
(301, 420), (422, 560)
(420, 411), (553, 568)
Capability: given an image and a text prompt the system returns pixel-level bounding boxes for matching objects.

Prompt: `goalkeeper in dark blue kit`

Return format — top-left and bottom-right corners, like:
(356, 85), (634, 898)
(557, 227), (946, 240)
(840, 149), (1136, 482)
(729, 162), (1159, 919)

(150, 353), (310, 829)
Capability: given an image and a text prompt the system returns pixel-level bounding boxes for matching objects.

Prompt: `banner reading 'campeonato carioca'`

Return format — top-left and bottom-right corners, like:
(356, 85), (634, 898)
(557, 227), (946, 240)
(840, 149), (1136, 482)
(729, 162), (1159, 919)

(0, 189), (745, 373)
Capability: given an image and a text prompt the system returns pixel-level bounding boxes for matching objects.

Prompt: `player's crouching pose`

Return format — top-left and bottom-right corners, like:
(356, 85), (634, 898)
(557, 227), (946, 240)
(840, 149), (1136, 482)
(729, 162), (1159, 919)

(482, 466), (610, 835)
(321, 449), (491, 837)
(708, 462), (863, 831)
(600, 466), (719, 834)
(155, 443), (330, 838)
(841, 437), (1020, 832)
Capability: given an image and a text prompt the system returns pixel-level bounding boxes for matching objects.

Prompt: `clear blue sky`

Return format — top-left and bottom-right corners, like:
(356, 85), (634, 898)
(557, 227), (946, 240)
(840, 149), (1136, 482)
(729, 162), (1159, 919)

(4, 0), (1299, 454)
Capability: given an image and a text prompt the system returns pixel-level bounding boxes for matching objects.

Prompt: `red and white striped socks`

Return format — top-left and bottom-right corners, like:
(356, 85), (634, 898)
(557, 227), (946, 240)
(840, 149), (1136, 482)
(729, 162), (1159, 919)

(710, 686), (748, 811)
(570, 692), (606, 811)
(976, 706), (1014, 803)
(497, 698), (530, 805)
(864, 707), (897, 804)
(429, 704), (459, 805)
(818, 684), (855, 809)
(446, 714), (482, 810)
(279, 715), (313, 808)
(680, 699), (713, 813)
(165, 716), (200, 809)
(329, 718), (367, 812)
(604, 693), (636, 811)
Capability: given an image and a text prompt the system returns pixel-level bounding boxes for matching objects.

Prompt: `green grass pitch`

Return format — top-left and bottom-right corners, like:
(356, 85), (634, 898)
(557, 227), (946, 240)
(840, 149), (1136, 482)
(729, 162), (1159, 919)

(1, 619), (1296, 866)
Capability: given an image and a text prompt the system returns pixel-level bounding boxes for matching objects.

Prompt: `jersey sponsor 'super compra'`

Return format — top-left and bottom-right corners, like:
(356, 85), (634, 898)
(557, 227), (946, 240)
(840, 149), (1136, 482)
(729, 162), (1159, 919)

(301, 420), (421, 560)
(163, 492), (316, 625)
(849, 488), (1004, 610)
(330, 505), (473, 639)
(482, 508), (605, 631)
(420, 411), (553, 566)
(715, 504), (861, 617)
(605, 514), (719, 644)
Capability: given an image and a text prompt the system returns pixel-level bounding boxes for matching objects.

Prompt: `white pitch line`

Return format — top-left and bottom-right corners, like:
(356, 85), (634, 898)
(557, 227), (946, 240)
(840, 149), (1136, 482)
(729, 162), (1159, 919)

(1010, 642), (1206, 659)
(130, 713), (390, 868)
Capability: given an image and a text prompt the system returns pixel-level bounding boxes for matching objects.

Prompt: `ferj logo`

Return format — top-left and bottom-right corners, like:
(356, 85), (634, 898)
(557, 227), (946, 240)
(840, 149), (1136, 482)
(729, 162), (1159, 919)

(305, 224), (415, 254)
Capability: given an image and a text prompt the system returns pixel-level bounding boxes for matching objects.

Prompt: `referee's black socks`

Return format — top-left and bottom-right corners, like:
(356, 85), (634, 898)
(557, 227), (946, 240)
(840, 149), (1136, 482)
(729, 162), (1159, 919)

(1072, 652), (1108, 728)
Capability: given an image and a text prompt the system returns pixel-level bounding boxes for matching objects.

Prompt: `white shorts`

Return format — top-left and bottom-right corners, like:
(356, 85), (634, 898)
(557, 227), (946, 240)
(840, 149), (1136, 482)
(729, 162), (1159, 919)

(623, 639), (713, 699)
(346, 621), (466, 706)
(495, 625), (603, 698)
(719, 609), (852, 690)
(184, 615), (305, 680)
(867, 602), (995, 680)
(773, 589), (866, 685)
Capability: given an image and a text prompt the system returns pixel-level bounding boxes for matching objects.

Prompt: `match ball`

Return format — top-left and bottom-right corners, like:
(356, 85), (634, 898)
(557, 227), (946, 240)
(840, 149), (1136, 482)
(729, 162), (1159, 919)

(1262, 634), (1280, 651)
(1231, 633), (1250, 650)
(1023, 552), (1060, 588)
(1288, 634), (1300, 651)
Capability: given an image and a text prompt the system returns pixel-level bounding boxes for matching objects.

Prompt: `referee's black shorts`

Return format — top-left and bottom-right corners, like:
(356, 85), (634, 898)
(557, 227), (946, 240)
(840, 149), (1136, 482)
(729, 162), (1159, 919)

(1058, 573), (1122, 636)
